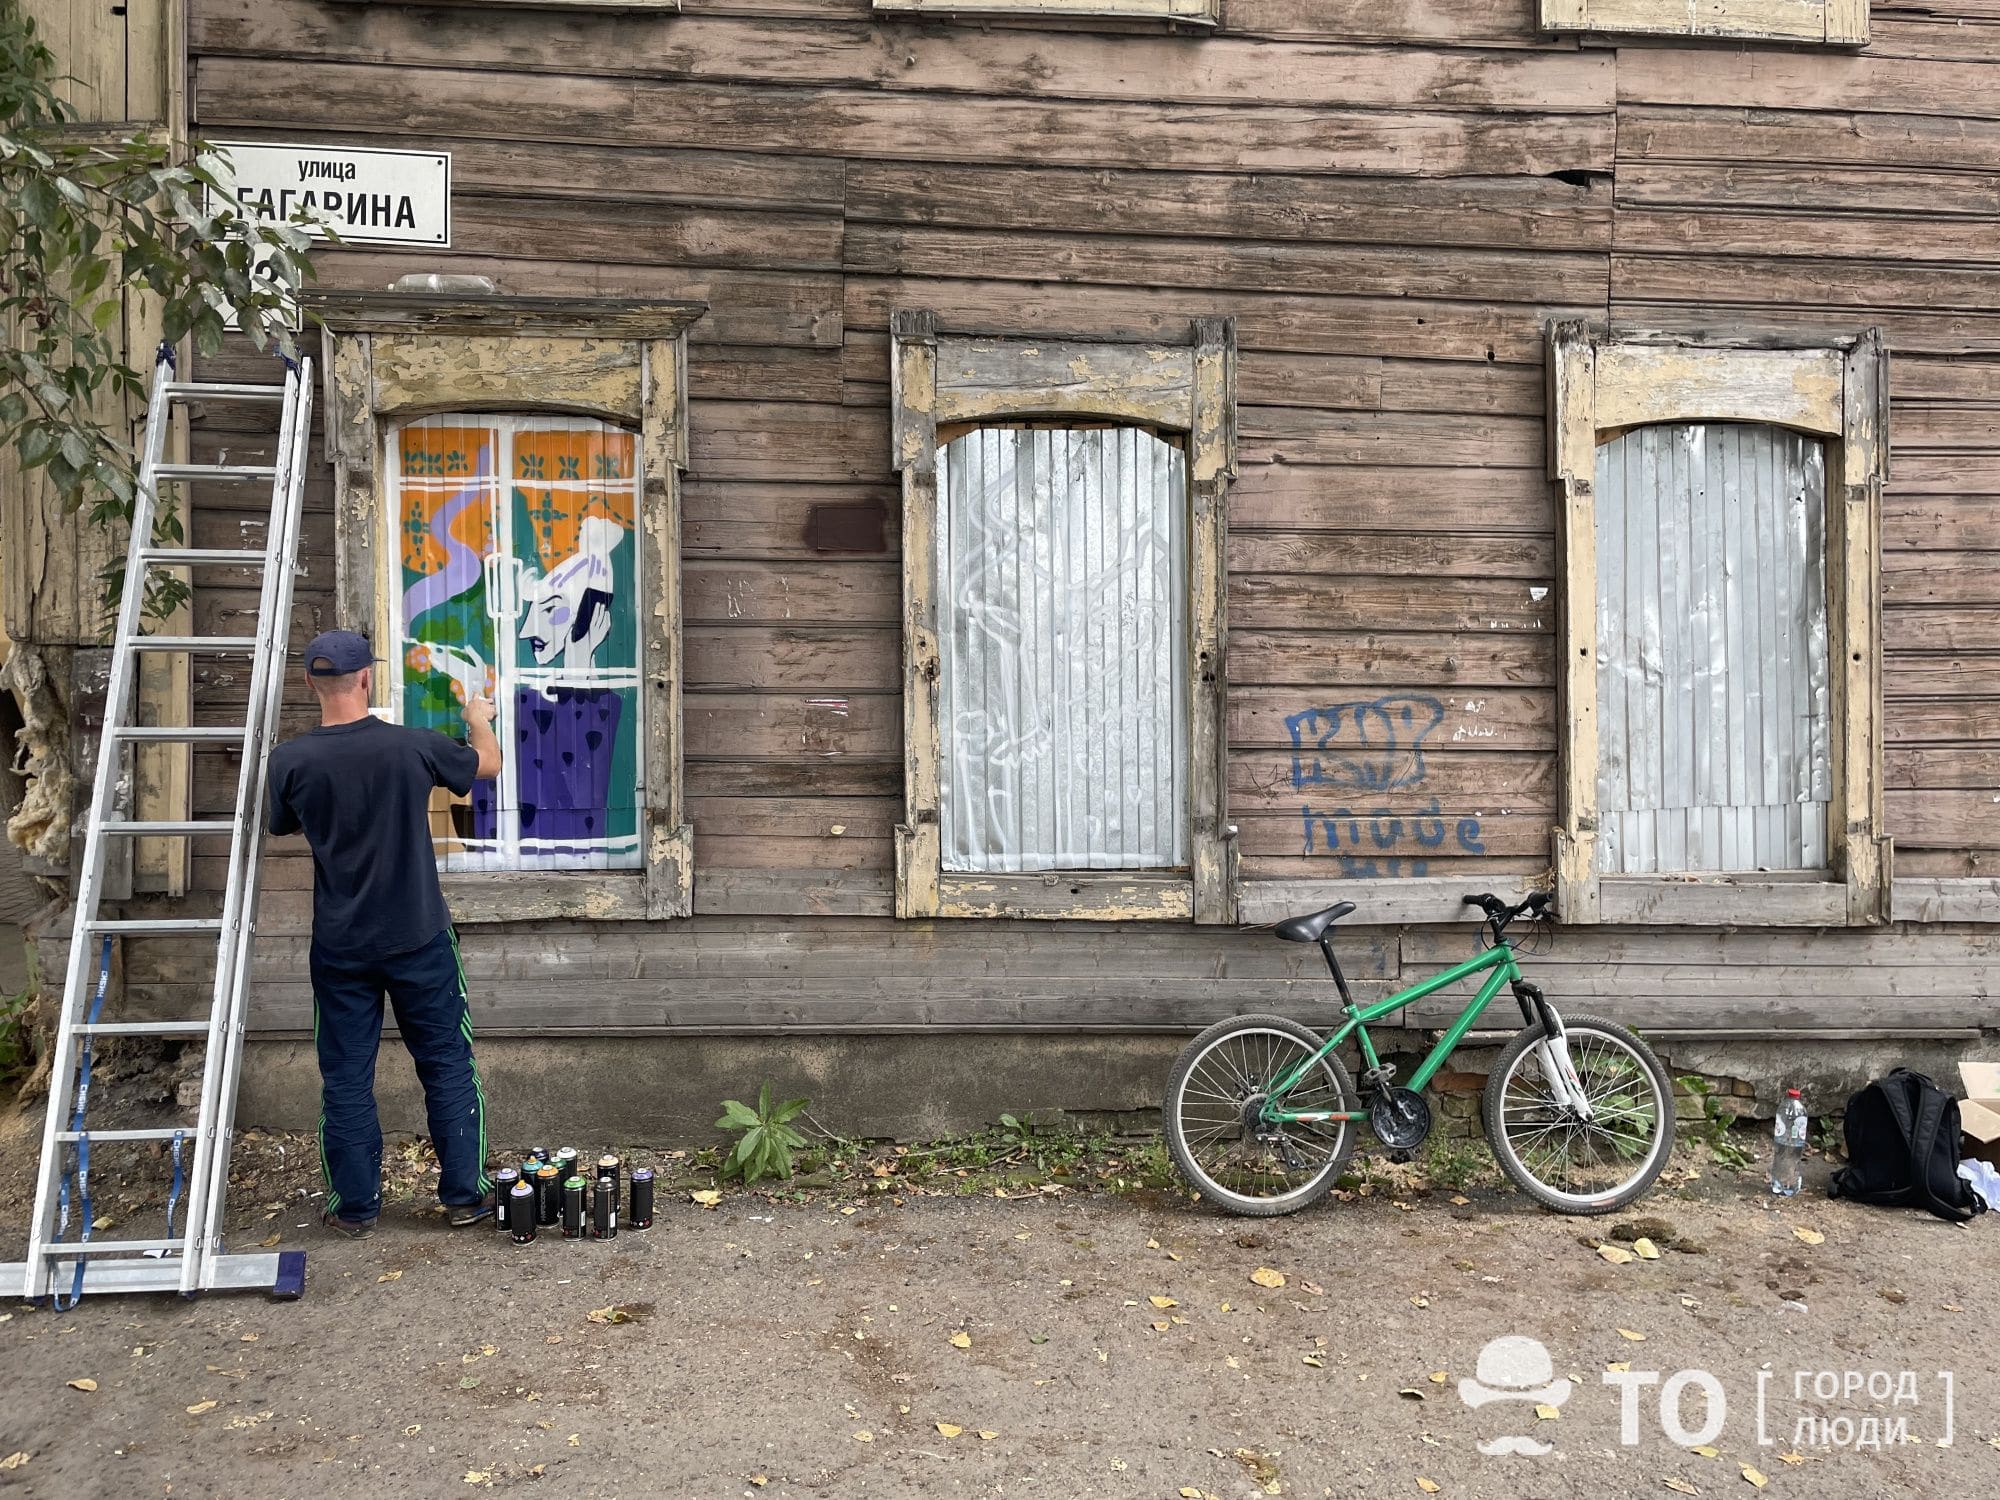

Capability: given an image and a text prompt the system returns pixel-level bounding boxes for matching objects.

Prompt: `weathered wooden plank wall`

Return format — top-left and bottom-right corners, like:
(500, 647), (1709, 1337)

(153, 0), (2000, 1035)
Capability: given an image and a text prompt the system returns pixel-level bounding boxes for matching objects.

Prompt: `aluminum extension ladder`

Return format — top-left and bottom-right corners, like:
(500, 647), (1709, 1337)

(3, 354), (313, 1301)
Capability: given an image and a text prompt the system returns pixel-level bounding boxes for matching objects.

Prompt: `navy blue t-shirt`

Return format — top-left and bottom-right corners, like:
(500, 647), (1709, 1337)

(268, 716), (480, 956)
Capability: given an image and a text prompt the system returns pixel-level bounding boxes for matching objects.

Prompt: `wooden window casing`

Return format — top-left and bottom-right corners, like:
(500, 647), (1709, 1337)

(1539, 0), (1867, 44)
(873, 0), (1220, 26)
(1547, 324), (1891, 928)
(311, 292), (707, 923)
(891, 312), (1237, 923)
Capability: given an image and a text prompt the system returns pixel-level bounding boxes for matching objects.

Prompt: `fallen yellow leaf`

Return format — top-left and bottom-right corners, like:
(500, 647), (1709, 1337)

(1303, 1355), (1325, 1368)
(1617, 1328), (1648, 1342)
(1149, 1295), (1178, 1309)
(403, 1424), (421, 1436)
(1607, 1361), (1631, 1373)
(1793, 1227), (1825, 1246)
(259, 1233), (281, 1248)
(0, 1453), (27, 1471)
(1665, 1480), (1698, 1496)
(1181, 1489), (1203, 1499)
(949, 1331), (971, 1349)
(1534, 1404), (1560, 1421)
(690, 1190), (721, 1208)
(936, 1422), (963, 1438)
(750, 1478), (768, 1489)
(1634, 1238), (1662, 1260)
(66, 1379), (97, 1393)
(1409, 1294), (1430, 1309)
(978, 1430), (998, 1440)
(377, 1271), (402, 1283)
(240, 1333), (259, 1343)
(1741, 1464), (1768, 1489)
(1428, 1370), (1448, 1384)
(1777, 1453), (1804, 1466)
(1692, 1445), (1720, 1458)
(852, 1430), (873, 1443)
(1417, 1482), (1441, 1495)
(185, 1400), (217, 1415)
(1599, 1244), (1637, 1265)
(1249, 1267), (1286, 1289)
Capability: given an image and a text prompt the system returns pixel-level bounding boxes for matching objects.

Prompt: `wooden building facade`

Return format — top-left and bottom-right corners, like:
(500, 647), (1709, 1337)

(11, 0), (2000, 1107)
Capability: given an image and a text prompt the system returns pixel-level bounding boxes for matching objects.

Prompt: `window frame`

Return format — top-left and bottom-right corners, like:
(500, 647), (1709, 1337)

(1538, 0), (1867, 45)
(1547, 323), (1891, 927)
(872, 0), (1220, 27)
(311, 291), (707, 922)
(890, 311), (1237, 923)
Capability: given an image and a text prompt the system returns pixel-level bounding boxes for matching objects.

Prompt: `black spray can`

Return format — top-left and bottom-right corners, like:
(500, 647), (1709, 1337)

(493, 1167), (520, 1232)
(596, 1153), (621, 1199)
(555, 1147), (579, 1179)
(508, 1181), (538, 1244)
(528, 1145), (548, 1165)
(562, 1176), (586, 1239)
(590, 1175), (618, 1239)
(535, 1163), (561, 1226)
(630, 1167), (655, 1230)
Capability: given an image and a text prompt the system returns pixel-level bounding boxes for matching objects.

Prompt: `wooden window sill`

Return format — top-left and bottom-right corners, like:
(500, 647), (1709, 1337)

(936, 871), (1193, 921)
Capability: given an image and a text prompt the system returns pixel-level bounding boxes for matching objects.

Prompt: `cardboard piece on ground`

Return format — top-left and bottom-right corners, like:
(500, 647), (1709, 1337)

(1956, 1062), (2000, 1166)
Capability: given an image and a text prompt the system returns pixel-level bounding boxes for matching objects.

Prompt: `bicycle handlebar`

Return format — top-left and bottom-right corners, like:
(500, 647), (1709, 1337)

(1462, 890), (1555, 932)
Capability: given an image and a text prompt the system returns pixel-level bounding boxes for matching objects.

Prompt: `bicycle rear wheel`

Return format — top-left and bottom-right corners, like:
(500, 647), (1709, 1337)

(1164, 1014), (1358, 1217)
(1482, 1011), (1675, 1215)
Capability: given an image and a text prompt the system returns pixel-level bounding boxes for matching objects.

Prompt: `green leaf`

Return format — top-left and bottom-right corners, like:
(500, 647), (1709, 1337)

(716, 1099), (759, 1130)
(774, 1097), (811, 1124)
(998, 1114), (1019, 1130)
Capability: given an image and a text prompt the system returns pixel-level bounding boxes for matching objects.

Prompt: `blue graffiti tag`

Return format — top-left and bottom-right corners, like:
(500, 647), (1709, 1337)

(1286, 694), (1484, 872)
(1286, 694), (1446, 793)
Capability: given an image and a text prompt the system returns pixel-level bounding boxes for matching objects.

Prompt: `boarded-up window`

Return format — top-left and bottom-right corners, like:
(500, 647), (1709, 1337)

(391, 414), (644, 872)
(1595, 422), (1831, 874)
(936, 427), (1189, 872)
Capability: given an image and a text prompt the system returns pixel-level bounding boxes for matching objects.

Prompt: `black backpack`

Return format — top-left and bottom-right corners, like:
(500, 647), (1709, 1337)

(1828, 1069), (1987, 1223)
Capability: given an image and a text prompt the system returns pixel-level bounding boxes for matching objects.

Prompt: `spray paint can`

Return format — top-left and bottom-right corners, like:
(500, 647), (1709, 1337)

(529, 1145), (549, 1165)
(562, 1176), (586, 1239)
(629, 1167), (655, 1230)
(535, 1163), (561, 1226)
(508, 1181), (537, 1244)
(493, 1167), (520, 1232)
(591, 1175), (618, 1239)
(520, 1157), (543, 1186)
(596, 1153), (621, 1199)
(555, 1147), (579, 1178)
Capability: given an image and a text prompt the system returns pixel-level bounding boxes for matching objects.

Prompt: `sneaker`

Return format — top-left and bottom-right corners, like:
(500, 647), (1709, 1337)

(447, 1192), (496, 1228)
(321, 1211), (377, 1239)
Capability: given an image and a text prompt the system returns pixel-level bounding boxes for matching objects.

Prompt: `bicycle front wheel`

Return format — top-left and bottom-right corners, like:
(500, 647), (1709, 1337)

(1164, 1013), (1358, 1217)
(1482, 1011), (1676, 1215)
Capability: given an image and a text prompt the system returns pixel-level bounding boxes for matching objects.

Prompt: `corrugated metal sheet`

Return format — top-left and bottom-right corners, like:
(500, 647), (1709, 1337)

(937, 427), (1189, 872)
(1595, 422), (1831, 874)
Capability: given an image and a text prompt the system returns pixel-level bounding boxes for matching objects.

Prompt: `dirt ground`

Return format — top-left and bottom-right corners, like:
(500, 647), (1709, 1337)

(1, 1127), (1997, 1500)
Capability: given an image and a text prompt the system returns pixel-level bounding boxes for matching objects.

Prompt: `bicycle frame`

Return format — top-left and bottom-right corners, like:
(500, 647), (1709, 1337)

(1262, 942), (1522, 1125)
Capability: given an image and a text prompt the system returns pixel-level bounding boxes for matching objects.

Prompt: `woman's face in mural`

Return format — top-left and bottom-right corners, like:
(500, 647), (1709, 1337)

(518, 516), (621, 668)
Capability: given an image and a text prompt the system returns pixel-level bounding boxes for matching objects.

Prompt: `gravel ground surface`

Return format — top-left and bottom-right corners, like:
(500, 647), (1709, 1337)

(2, 1123), (1997, 1500)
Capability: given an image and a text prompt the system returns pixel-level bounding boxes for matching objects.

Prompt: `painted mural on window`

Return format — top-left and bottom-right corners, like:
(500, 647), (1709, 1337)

(391, 414), (643, 872)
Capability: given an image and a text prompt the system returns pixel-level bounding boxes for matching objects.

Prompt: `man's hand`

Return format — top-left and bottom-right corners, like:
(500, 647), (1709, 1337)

(461, 696), (503, 779)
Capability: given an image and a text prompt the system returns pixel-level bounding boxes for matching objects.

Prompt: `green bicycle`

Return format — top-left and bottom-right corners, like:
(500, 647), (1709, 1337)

(1164, 892), (1676, 1217)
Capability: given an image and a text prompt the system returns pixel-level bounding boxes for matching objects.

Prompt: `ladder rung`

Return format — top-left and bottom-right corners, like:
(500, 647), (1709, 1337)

(73, 1021), (212, 1037)
(56, 1128), (193, 1143)
(41, 1239), (190, 1256)
(111, 726), (247, 742)
(129, 636), (256, 653)
(135, 547), (267, 567)
(101, 819), (235, 836)
(163, 381), (287, 402)
(85, 918), (224, 934)
(152, 463), (278, 484)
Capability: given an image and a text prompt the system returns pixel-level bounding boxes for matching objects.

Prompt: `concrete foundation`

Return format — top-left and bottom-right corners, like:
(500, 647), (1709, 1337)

(237, 1030), (1997, 1146)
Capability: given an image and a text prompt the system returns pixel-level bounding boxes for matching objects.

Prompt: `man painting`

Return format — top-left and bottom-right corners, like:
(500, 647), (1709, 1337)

(267, 630), (503, 1235)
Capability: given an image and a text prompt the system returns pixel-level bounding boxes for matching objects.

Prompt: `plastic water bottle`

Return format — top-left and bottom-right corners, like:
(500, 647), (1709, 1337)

(1770, 1089), (1807, 1197)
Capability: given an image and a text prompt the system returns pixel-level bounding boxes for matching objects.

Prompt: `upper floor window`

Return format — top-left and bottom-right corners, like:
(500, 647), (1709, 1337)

(1538, 0), (1867, 45)
(392, 414), (644, 873)
(872, 0), (1219, 25)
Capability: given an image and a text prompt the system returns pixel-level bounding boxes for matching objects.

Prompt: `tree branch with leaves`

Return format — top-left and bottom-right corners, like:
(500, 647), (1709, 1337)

(1, 0), (321, 619)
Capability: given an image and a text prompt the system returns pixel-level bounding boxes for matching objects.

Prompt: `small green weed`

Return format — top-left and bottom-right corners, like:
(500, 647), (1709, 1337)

(714, 1082), (810, 1185)
(0, 980), (35, 1090)
(1679, 1075), (1754, 1172)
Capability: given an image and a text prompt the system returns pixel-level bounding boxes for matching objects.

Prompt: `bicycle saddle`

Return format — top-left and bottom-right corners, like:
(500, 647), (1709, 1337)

(1271, 901), (1355, 943)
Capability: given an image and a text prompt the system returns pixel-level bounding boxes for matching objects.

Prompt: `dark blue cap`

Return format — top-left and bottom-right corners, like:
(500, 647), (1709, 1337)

(303, 629), (379, 676)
